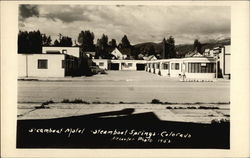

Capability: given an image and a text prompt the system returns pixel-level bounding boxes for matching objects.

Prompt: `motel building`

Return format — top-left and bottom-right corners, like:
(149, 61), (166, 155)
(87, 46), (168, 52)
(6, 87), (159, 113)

(146, 57), (216, 81)
(92, 59), (146, 71)
(18, 45), (230, 81)
(18, 47), (80, 78)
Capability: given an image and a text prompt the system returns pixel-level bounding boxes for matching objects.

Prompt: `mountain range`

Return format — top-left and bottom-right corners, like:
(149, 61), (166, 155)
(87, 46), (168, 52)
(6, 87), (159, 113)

(132, 38), (231, 57)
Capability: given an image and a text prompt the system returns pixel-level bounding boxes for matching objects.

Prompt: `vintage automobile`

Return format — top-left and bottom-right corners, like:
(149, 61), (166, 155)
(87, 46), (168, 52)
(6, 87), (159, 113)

(89, 65), (106, 74)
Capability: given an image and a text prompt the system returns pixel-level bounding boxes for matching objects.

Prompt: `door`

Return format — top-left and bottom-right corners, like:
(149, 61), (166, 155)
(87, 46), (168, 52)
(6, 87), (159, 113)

(136, 63), (145, 71)
(110, 63), (119, 70)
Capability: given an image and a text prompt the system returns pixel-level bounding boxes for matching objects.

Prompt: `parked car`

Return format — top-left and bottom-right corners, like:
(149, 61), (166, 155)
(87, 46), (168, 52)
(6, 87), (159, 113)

(89, 66), (106, 74)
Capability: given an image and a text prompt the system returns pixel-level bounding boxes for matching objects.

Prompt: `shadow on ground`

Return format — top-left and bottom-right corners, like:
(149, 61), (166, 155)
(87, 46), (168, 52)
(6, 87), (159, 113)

(17, 108), (229, 149)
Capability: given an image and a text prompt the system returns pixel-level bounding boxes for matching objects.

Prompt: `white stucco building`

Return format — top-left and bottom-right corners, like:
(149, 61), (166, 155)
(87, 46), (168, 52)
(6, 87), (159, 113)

(218, 45), (230, 79)
(146, 57), (216, 80)
(92, 59), (109, 70)
(18, 54), (65, 78)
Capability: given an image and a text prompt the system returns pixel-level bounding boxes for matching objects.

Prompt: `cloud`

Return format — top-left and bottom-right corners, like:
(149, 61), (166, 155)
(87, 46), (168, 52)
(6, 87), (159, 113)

(43, 5), (91, 23)
(19, 5), (39, 20)
(19, 5), (230, 44)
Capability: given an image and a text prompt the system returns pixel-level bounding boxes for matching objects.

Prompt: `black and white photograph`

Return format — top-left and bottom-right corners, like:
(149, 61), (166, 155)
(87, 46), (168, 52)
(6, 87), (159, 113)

(1, 1), (250, 156)
(16, 4), (232, 148)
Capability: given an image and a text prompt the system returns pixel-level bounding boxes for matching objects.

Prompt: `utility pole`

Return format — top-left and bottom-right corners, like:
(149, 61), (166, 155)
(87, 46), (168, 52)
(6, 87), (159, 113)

(215, 56), (218, 79)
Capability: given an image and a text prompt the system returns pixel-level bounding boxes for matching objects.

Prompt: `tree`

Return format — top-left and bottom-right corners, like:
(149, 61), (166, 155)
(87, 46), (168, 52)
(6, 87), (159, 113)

(52, 36), (73, 47)
(162, 36), (176, 59)
(109, 39), (117, 48)
(193, 39), (202, 53)
(18, 31), (29, 53)
(96, 34), (109, 58)
(98, 34), (109, 50)
(60, 36), (73, 47)
(148, 45), (155, 56)
(78, 30), (95, 52)
(42, 34), (52, 46)
(18, 30), (43, 54)
(54, 39), (60, 46)
(121, 35), (131, 48)
(166, 36), (176, 58)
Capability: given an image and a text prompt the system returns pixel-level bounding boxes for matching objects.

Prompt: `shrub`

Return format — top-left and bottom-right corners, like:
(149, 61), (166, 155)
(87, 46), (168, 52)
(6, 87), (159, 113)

(70, 99), (90, 104)
(151, 99), (162, 104)
(41, 100), (54, 106)
(62, 99), (90, 104)
(92, 101), (101, 104)
(211, 118), (230, 125)
(187, 106), (197, 109)
(35, 103), (50, 109)
(166, 106), (173, 109)
(62, 99), (70, 103)
(199, 106), (219, 109)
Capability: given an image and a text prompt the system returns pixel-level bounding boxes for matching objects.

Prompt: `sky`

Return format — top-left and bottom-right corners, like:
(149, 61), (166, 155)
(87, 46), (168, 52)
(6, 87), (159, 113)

(19, 5), (230, 45)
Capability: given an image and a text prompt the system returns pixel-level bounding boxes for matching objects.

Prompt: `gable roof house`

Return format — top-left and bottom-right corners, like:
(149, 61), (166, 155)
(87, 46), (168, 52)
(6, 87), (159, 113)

(185, 51), (204, 58)
(111, 48), (123, 59)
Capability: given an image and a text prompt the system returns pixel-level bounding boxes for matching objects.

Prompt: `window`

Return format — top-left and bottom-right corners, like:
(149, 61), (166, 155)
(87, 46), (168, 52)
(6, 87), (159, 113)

(62, 60), (65, 68)
(171, 63), (179, 70)
(155, 63), (159, 69)
(188, 63), (215, 73)
(99, 62), (104, 66)
(128, 63), (133, 67)
(171, 63), (175, 70)
(175, 63), (179, 70)
(162, 63), (169, 70)
(38, 59), (48, 69)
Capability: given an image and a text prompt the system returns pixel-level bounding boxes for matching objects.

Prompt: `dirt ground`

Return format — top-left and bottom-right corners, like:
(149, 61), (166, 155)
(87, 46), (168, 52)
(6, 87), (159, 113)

(18, 71), (230, 103)
(18, 103), (230, 124)
(18, 71), (230, 124)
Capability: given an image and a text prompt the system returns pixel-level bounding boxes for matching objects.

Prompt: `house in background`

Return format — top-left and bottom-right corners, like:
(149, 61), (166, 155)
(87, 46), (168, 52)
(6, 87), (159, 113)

(111, 48), (123, 59)
(185, 51), (203, 58)
(110, 48), (131, 60)
(143, 55), (157, 61)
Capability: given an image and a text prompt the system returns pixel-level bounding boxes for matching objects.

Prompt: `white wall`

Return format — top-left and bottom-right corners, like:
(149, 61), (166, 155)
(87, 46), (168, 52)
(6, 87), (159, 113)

(42, 47), (80, 58)
(18, 54), (65, 78)
(185, 73), (215, 79)
(18, 54), (27, 77)
(110, 60), (146, 71)
(225, 55), (230, 75)
(159, 61), (170, 76)
(169, 61), (182, 77)
(121, 61), (137, 70)
(182, 58), (216, 79)
(224, 45), (230, 75)
(92, 59), (108, 70)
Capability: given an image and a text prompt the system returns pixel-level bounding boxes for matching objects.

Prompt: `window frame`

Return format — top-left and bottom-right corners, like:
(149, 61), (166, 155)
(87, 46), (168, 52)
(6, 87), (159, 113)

(99, 62), (104, 66)
(128, 63), (133, 67)
(37, 59), (48, 69)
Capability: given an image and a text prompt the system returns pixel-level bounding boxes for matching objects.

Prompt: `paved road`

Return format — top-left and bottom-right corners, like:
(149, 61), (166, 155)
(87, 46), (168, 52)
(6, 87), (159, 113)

(18, 71), (230, 103)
